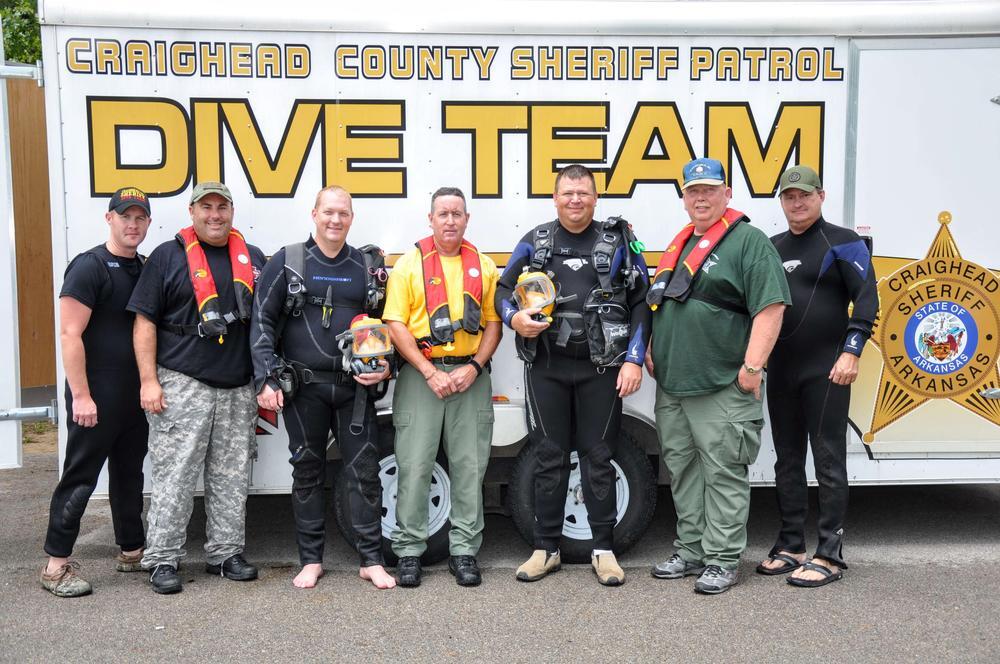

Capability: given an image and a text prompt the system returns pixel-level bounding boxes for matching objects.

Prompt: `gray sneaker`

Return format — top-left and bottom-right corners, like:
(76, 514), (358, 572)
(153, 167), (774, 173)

(651, 553), (705, 579)
(694, 564), (739, 594)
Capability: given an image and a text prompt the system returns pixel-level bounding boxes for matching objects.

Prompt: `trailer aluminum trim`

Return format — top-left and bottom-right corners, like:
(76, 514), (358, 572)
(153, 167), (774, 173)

(38, 0), (1000, 38)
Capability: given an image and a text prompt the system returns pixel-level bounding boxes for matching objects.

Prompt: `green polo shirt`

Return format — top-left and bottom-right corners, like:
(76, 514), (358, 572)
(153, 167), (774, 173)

(651, 220), (791, 396)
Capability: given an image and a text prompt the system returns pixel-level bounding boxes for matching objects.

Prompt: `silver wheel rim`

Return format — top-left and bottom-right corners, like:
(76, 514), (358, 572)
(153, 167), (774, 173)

(379, 454), (451, 540)
(562, 451), (629, 540)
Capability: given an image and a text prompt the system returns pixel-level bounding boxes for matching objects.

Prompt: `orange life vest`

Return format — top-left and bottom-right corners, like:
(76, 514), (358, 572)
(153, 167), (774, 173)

(646, 208), (745, 310)
(416, 236), (483, 348)
(176, 226), (255, 341)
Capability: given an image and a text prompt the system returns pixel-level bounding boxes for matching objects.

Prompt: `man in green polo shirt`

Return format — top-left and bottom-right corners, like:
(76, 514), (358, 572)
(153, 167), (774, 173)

(645, 158), (790, 594)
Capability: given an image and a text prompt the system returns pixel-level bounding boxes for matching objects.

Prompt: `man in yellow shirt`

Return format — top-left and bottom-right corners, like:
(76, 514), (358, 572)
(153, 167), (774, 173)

(383, 187), (502, 587)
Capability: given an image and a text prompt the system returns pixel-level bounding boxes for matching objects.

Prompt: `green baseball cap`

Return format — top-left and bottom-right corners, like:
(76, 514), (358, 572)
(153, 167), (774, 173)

(190, 181), (233, 204)
(778, 165), (822, 194)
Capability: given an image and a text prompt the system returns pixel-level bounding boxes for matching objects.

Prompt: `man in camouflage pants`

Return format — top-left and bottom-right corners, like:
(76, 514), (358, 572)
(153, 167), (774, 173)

(127, 182), (266, 594)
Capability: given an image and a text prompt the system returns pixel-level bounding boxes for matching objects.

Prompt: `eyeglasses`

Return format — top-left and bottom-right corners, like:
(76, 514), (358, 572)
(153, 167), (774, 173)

(557, 191), (595, 201)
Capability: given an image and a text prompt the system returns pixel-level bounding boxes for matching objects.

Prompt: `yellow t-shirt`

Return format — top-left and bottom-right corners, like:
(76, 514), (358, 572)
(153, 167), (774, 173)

(383, 245), (500, 358)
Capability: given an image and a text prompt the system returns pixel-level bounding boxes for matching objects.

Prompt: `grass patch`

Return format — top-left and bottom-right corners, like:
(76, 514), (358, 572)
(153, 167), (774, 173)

(23, 420), (56, 445)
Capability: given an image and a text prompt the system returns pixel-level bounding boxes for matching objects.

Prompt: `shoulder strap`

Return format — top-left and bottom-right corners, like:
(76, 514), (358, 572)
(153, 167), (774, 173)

(529, 220), (559, 271)
(592, 222), (622, 293)
(274, 242), (309, 342)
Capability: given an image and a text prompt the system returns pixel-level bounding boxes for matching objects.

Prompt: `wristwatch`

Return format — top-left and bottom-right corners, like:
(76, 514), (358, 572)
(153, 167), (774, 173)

(742, 363), (762, 375)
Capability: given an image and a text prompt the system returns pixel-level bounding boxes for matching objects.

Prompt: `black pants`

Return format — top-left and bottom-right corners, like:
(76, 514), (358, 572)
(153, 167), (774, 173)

(525, 344), (621, 551)
(44, 378), (148, 557)
(283, 381), (383, 567)
(766, 365), (850, 568)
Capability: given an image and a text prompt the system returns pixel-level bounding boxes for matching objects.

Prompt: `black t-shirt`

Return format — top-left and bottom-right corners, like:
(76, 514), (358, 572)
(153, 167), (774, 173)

(127, 235), (266, 388)
(251, 238), (368, 390)
(60, 244), (143, 382)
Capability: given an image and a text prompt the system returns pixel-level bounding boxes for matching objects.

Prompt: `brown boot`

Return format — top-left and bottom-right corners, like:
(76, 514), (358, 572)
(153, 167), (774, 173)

(515, 550), (561, 582)
(592, 553), (625, 586)
(41, 561), (93, 597)
(116, 549), (144, 573)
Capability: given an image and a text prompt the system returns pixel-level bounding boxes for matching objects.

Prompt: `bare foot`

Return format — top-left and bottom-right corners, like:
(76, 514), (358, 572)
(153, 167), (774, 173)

(790, 557), (840, 583)
(292, 563), (324, 588)
(759, 550), (806, 572)
(45, 556), (69, 575)
(360, 564), (397, 589)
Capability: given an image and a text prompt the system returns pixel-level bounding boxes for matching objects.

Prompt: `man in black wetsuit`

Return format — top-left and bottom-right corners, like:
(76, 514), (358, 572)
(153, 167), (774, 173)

(41, 187), (151, 597)
(251, 186), (395, 590)
(496, 164), (650, 586)
(758, 165), (878, 587)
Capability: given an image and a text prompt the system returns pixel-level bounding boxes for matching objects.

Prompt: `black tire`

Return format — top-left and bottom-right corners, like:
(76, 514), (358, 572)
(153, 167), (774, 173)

(506, 430), (657, 563)
(332, 416), (452, 566)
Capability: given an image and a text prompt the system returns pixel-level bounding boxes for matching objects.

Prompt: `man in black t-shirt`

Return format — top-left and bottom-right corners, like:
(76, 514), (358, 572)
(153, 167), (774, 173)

(127, 181), (266, 594)
(41, 187), (151, 598)
(251, 186), (394, 590)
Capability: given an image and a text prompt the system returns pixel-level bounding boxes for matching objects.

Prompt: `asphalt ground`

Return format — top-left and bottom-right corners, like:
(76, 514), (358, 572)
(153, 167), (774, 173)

(2, 446), (999, 663)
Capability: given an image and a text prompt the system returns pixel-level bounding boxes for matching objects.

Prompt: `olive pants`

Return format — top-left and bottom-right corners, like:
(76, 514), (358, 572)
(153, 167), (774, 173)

(654, 381), (764, 570)
(390, 362), (494, 558)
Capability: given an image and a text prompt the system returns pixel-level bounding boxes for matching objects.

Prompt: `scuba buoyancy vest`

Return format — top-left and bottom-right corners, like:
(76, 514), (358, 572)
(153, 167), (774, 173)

(275, 242), (388, 338)
(168, 226), (254, 342)
(269, 243), (391, 431)
(415, 236), (484, 350)
(516, 216), (643, 368)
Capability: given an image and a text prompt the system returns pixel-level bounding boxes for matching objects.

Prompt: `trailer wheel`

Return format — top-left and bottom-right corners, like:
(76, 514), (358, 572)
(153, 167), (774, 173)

(506, 430), (657, 564)
(333, 418), (452, 566)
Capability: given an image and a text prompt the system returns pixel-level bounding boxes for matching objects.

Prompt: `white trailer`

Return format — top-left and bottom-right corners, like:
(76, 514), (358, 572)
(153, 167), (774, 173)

(35, 0), (1000, 561)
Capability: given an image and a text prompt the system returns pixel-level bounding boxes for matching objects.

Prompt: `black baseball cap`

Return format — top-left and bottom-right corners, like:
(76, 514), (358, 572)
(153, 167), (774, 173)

(108, 187), (151, 215)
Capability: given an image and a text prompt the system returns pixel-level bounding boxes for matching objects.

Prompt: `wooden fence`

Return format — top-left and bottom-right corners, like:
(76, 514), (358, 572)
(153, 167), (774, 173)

(7, 78), (55, 388)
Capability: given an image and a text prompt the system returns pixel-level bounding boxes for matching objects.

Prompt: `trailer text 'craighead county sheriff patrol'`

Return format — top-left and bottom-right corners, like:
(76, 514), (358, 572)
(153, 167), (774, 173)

(71, 37), (840, 200)
(65, 39), (843, 82)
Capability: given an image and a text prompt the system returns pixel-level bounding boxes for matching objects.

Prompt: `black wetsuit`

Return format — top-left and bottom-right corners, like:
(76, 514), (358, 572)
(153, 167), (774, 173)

(768, 217), (878, 567)
(251, 238), (383, 567)
(45, 245), (148, 558)
(496, 221), (650, 551)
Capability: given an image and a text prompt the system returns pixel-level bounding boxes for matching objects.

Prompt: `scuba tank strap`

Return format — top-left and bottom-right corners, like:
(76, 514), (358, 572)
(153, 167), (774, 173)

(275, 242), (308, 341)
(591, 223), (622, 293)
(530, 221), (559, 271)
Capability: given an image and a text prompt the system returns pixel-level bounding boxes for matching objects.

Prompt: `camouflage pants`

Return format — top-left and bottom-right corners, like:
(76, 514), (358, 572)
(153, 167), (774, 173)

(141, 367), (257, 569)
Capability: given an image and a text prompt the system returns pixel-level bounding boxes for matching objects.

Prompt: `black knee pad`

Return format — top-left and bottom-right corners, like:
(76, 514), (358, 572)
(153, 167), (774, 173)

(582, 442), (614, 501)
(347, 442), (382, 507)
(535, 438), (568, 494)
(61, 484), (92, 525)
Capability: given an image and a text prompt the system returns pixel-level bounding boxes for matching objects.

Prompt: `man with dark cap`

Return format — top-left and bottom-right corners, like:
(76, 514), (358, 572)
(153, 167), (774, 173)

(127, 182), (266, 594)
(757, 165), (877, 587)
(646, 158), (790, 594)
(41, 187), (152, 597)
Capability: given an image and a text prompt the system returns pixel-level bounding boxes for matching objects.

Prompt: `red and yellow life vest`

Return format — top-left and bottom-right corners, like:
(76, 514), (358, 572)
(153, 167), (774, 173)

(416, 236), (483, 349)
(646, 208), (745, 310)
(176, 226), (255, 341)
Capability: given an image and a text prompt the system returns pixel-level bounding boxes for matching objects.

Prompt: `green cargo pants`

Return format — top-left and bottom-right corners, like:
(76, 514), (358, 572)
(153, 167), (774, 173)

(391, 361), (494, 557)
(654, 381), (764, 569)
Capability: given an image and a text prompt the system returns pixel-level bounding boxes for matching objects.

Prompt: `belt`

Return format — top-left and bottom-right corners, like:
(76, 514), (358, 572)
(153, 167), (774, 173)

(430, 355), (475, 366)
(297, 368), (353, 386)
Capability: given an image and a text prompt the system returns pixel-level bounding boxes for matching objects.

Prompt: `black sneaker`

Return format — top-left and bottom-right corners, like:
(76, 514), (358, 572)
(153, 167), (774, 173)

(149, 564), (182, 595)
(397, 556), (422, 587)
(448, 555), (482, 587)
(205, 554), (258, 581)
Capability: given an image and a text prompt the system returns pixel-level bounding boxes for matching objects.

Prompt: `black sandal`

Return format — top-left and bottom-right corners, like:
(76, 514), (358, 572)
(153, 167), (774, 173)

(787, 561), (843, 587)
(755, 553), (804, 576)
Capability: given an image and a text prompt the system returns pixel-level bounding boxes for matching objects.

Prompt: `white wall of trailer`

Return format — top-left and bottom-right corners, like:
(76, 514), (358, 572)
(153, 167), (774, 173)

(36, 1), (1000, 492)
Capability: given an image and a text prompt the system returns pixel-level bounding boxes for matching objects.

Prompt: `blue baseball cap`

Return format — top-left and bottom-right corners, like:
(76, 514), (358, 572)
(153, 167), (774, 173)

(682, 158), (726, 190)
